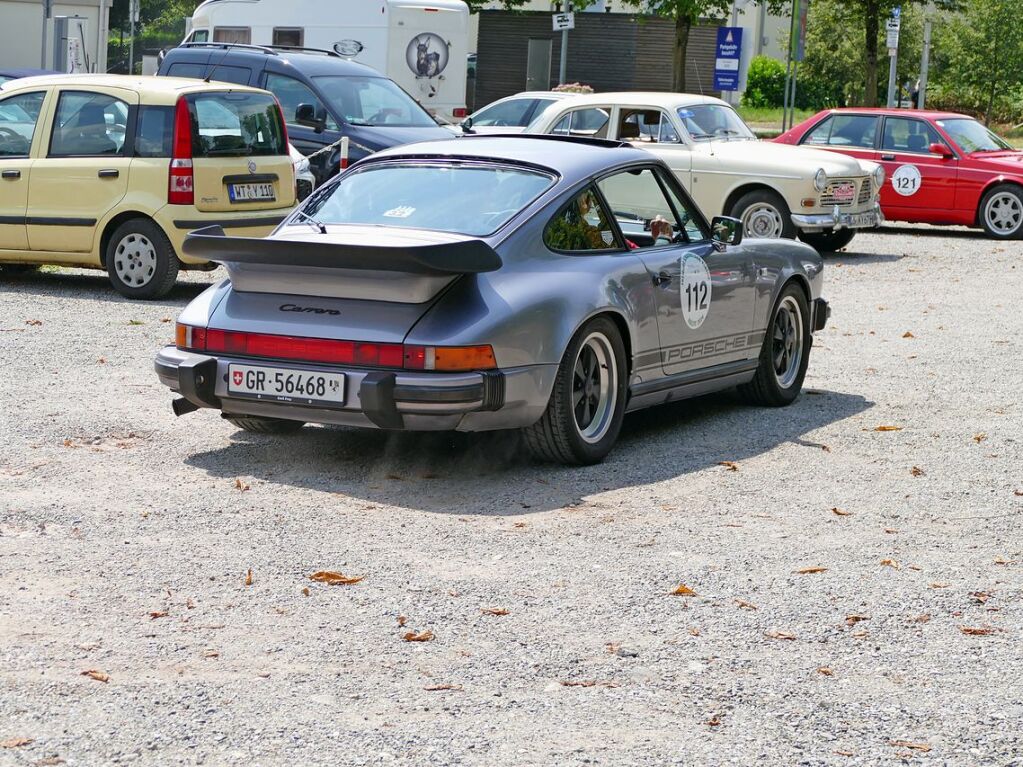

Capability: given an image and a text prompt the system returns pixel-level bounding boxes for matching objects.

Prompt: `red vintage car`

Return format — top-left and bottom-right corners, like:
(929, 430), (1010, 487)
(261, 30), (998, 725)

(775, 109), (1023, 240)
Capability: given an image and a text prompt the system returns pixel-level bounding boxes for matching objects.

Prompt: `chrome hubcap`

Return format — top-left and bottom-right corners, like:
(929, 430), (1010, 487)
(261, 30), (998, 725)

(113, 233), (157, 287)
(985, 192), (1022, 235)
(742, 203), (784, 238)
(772, 296), (803, 389)
(572, 332), (617, 444)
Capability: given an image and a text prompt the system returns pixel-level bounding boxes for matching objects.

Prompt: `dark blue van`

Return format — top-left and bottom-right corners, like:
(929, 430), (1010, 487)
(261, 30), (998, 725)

(159, 44), (453, 185)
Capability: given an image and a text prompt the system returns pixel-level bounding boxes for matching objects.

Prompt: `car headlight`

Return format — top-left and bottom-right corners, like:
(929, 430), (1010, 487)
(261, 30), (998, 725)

(295, 157), (311, 175)
(872, 165), (885, 189)
(813, 168), (828, 192)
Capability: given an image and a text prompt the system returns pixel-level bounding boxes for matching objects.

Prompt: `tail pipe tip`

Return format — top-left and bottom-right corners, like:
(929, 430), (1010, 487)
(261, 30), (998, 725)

(172, 397), (201, 417)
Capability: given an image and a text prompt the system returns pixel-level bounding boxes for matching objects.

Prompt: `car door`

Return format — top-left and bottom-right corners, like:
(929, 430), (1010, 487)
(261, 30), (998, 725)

(0, 89), (48, 252)
(610, 106), (694, 191)
(875, 115), (957, 214)
(26, 87), (137, 256)
(595, 164), (755, 377)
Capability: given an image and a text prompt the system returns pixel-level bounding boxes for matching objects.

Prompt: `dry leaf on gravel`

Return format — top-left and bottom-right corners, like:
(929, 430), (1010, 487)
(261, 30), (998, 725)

(834, 750), (854, 756)
(80, 670), (109, 683)
(397, 615), (407, 627)
(831, 507), (853, 516)
(423, 684), (462, 691)
(148, 611), (168, 620)
(559, 679), (617, 688)
(884, 528), (900, 534)
(913, 614), (931, 623)
(795, 566), (828, 575)
(35, 757), (64, 766)
(309, 571), (363, 586)
(705, 714), (722, 727)
(403, 630), (434, 642)
(688, 627), (701, 636)
(244, 569), (253, 586)
(764, 630), (796, 640)
(929, 582), (949, 589)
(889, 741), (931, 753)
(671, 584), (697, 596)
(960, 625), (999, 636)
(718, 461), (739, 471)
(202, 649), (219, 658)
(234, 479), (250, 491)
(25, 319), (42, 326)
(481, 607), (510, 616)
(1014, 490), (1023, 497)
(845, 615), (870, 626)
(1, 738), (33, 748)
(993, 557), (1014, 565)
(911, 466), (925, 477)
(902, 331), (915, 338)
(734, 599), (758, 610)
(973, 433), (987, 443)
(301, 587), (310, 597)
(971, 591), (992, 604)
(874, 425), (903, 432)
(881, 559), (901, 569)
(817, 667), (834, 676)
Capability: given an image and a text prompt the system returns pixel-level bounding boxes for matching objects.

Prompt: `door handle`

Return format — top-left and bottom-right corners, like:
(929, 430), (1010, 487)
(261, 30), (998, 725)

(1, 169), (21, 179)
(652, 272), (672, 287)
(98, 169), (119, 178)
(880, 153), (895, 161)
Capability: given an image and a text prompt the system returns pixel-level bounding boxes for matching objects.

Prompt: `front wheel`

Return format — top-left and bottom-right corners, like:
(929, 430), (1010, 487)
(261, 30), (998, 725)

(978, 184), (1023, 239)
(799, 228), (856, 253)
(738, 283), (811, 407)
(522, 317), (627, 465)
(105, 218), (179, 300)
(730, 189), (797, 239)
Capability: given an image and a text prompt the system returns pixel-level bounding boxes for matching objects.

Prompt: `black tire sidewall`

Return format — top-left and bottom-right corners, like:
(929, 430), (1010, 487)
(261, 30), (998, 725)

(758, 284), (812, 405)
(979, 184), (1023, 240)
(106, 219), (178, 299)
(799, 228), (856, 252)
(731, 190), (797, 240)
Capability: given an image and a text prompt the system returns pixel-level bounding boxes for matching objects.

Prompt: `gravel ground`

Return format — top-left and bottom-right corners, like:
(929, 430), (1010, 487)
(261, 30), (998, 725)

(1, 224), (1022, 767)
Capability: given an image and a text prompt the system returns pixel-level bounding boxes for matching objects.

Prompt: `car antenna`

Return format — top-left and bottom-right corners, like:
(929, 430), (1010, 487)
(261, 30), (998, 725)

(203, 43), (237, 83)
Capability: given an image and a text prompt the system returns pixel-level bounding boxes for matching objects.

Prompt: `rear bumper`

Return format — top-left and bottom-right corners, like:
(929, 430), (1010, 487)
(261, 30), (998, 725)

(154, 208), (290, 266)
(791, 202), (884, 232)
(155, 346), (555, 432)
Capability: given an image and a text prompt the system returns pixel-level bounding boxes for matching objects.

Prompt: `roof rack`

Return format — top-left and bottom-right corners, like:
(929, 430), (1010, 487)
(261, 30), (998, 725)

(459, 133), (630, 149)
(267, 45), (342, 58)
(177, 42), (279, 56)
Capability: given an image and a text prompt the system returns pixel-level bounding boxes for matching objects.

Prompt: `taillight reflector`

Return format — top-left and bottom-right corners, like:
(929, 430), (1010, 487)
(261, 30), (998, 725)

(452, 107), (467, 118)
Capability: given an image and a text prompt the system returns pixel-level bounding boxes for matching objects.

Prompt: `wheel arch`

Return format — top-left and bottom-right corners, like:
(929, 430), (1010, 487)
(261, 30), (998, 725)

(975, 179), (1023, 228)
(572, 309), (634, 379)
(723, 182), (787, 217)
(98, 211), (161, 268)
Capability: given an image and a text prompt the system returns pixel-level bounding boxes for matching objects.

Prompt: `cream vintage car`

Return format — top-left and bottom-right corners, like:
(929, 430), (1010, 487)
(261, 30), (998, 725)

(526, 92), (885, 252)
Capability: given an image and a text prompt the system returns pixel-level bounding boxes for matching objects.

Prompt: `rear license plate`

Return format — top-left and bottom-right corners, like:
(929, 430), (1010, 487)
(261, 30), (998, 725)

(228, 182), (275, 203)
(227, 364), (345, 407)
(848, 211), (878, 227)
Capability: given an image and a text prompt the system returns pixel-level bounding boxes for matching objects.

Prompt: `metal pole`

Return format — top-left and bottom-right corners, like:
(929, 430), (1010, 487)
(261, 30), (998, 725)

(128, 0), (136, 75)
(97, 0), (108, 73)
(886, 48), (898, 108)
(40, 0), (51, 68)
(558, 2), (568, 85)
(782, 59), (791, 131)
(919, 7), (933, 108)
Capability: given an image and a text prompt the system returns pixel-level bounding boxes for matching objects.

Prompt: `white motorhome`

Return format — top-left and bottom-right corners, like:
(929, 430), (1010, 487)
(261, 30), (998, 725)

(183, 0), (470, 119)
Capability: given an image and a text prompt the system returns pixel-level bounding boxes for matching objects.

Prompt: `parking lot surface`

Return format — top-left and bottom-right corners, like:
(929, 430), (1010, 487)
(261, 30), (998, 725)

(1, 225), (1021, 766)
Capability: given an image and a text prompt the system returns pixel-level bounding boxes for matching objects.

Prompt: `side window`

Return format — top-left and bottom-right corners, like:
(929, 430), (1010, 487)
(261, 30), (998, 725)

(882, 117), (942, 154)
(473, 98), (534, 127)
(544, 187), (621, 252)
(213, 27), (251, 44)
(273, 28), (304, 47)
(597, 167), (689, 248)
(166, 62), (251, 85)
(655, 169), (705, 242)
(134, 105), (173, 157)
(189, 29), (210, 43)
(49, 91), (129, 157)
(265, 73), (339, 131)
(618, 109), (679, 144)
(0, 91), (45, 157)
(550, 107), (609, 138)
(803, 114), (878, 148)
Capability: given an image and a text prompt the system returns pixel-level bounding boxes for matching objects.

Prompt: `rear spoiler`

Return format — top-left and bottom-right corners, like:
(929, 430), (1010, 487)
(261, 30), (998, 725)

(182, 226), (503, 275)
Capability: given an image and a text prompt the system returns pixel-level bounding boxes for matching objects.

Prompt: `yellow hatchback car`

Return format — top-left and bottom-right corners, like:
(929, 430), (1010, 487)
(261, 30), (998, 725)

(0, 75), (295, 298)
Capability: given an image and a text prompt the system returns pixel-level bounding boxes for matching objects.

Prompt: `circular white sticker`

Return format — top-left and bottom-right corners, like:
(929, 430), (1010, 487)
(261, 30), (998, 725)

(680, 255), (712, 329)
(891, 164), (922, 197)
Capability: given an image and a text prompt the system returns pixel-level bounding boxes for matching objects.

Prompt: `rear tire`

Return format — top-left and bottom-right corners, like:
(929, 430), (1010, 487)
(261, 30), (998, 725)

(105, 218), (179, 300)
(730, 189), (797, 239)
(978, 184), (1023, 239)
(738, 283), (811, 407)
(522, 316), (627, 465)
(225, 416), (306, 434)
(799, 228), (856, 252)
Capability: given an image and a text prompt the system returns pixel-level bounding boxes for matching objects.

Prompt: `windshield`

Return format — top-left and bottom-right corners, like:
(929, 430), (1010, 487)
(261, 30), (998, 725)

(188, 92), (287, 157)
(936, 118), (1012, 153)
(677, 105), (756, 142)
(313, 76), (437, 128)
(302, 163), (555, 236)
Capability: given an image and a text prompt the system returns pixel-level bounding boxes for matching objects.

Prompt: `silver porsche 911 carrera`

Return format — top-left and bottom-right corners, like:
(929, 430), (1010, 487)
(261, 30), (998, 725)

(156, 135), (830, 464)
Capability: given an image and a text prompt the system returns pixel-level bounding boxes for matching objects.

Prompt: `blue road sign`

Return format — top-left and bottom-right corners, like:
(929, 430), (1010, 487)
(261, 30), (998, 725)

(713, 27), (744, 92)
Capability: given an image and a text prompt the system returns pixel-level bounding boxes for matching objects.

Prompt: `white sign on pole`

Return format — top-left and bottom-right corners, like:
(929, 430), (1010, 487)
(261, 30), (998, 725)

(66, 35), (85, 73)
(886, 18), (900, 53)
(552, 12), (575, 31)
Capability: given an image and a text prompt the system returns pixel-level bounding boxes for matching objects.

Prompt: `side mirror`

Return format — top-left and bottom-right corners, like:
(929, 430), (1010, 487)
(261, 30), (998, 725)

(929, 142), (954, 158)
(711, 216), (743, 248)
(459, 116), (474, 133)
(295, 103), (327, 134)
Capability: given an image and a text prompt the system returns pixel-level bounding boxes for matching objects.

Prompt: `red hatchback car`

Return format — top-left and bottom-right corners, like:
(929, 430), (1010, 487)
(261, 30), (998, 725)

(775, 109), (1023, 239)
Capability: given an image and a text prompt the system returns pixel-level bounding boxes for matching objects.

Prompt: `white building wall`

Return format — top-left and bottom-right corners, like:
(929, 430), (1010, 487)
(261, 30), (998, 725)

(0, 0), (107, 72)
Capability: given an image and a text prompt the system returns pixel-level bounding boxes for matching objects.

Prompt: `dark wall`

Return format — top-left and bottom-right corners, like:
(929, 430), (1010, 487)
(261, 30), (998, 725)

(475, 11), (720, 109)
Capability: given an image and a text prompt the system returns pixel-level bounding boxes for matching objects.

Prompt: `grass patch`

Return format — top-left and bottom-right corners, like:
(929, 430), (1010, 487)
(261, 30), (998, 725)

(737, 106), (817, 129)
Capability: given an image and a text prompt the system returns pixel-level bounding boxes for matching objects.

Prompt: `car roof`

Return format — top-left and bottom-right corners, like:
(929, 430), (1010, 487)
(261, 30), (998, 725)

(1, 74), (270, 103)
(359, 135), (656, 183)
(164, 45), (385, 78)
(539, 91), (731, 109)
(814, 107), (968, 121)
(0, 67), (59, 78)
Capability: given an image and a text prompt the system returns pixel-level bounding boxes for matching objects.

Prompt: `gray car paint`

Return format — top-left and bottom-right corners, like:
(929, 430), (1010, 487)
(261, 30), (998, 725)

(159, 136), (825, 432)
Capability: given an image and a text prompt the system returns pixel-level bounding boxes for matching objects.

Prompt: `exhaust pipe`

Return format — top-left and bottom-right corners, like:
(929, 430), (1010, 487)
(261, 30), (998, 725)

(172, 398), (200, 417)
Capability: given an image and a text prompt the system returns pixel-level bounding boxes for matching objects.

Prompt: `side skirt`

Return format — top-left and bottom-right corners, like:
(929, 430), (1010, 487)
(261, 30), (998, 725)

(625, 359), (759, 413)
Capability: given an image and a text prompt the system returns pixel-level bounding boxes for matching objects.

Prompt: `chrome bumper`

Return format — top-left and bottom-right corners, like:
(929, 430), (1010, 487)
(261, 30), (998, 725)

(791, 202), (884, 232)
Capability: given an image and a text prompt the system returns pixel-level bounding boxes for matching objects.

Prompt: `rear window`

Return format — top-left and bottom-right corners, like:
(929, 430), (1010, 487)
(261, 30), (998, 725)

(304, 163), (555, 237)
(187, 92), (286, 157)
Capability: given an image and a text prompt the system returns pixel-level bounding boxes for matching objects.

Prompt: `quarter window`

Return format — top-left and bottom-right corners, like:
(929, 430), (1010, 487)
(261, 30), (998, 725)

(0, 91), (45, 157)
(618, 109), (679, 144)
(49, 91), (129, 157)
(134, 105), (173, 157)
(881, 117), (942, 154)
(544, 187), (620, 252)
(551, 107), (610, 138)
(802, 114), (878, 149)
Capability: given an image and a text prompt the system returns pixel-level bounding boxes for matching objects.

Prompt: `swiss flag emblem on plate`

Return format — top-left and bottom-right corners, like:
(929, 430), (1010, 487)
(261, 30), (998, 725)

(233, 370), (244, 386)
